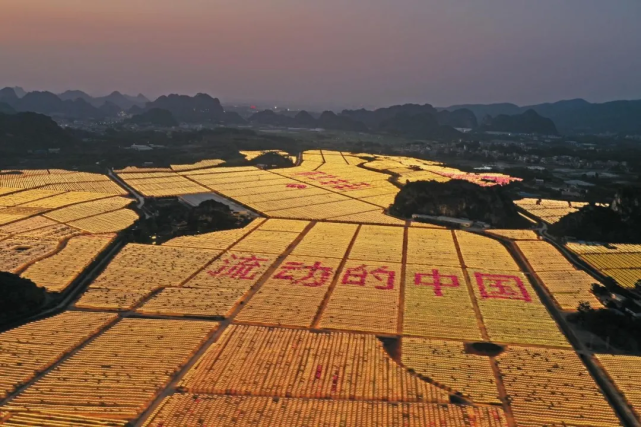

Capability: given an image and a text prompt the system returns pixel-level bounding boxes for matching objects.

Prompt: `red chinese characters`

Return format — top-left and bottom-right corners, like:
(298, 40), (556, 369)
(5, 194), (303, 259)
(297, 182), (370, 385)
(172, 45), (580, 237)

(274, 261), (334, 287)
(286, 183), (307, 189)
(414, 269), (460, 296)
(474, 272), (532, 302)
(341, 264), (396, 290)
(207, 254), (270, 281)
(294, 171), (371, 191)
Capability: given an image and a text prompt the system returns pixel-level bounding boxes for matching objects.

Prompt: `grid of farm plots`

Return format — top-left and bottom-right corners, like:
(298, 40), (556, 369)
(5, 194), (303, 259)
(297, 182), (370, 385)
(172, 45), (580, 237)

(515, 198), (588, 224)
(0, 159), (633, 426)
(357, 154), (521, 187)
(568, 242), (641, 291)
(115, 157), (406, 225)
(113, 150), (523, 225)
(1, 219), (630, 426)
(0, 170), (139, 294)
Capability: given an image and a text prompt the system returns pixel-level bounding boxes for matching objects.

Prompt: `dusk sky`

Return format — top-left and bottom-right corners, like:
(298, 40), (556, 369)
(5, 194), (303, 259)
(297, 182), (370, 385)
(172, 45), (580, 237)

(1, 0), (640, 109)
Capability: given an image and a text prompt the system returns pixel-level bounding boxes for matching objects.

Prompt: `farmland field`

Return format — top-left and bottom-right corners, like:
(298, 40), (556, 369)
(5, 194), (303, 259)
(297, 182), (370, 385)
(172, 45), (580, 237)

(0, 153), (636, 426)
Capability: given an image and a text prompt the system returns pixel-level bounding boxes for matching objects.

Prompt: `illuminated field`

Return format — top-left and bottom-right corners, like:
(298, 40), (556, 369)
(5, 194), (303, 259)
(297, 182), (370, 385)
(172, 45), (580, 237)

(5, 319), (218, 420)
(515, 198), (587, 224)
(0, 312), (116, 400)
(517, 240), (603, 310)
(497, 347), (620, 426)
(0, 169), (138, 295)
(402, 337), (500, 404)
(181, 325), (449, 402)
(144, 394), (508, 427)
(568, 241), (641, 290)
(597, 354), (641, 420)
(0, 158), (632, 427)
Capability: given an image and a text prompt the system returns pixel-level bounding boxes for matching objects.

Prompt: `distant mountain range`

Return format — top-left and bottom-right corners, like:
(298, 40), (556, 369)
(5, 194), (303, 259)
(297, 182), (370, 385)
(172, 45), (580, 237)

(145, 93), (245, 124)
(58, 90), (149, 110)
(441, 98), (641, 134)
(247, 104), (470, 138)
(0, 87), (242, 124)
(1, 86), (639, 135)
(0, 87), (148, 120)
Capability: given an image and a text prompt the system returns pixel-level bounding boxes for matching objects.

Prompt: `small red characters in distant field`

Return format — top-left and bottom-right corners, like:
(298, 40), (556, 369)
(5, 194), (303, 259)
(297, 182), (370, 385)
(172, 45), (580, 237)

(294, 171), (371, 191)
(286, 183), (307, 189)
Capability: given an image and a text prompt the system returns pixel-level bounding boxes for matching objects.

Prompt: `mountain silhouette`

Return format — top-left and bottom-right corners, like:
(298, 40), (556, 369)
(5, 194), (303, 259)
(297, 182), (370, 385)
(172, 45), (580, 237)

(443, 98), (641, 134)
(145, 93), (226, 123)
(318, 111), (368, 132)
(479, 109), (558, 135)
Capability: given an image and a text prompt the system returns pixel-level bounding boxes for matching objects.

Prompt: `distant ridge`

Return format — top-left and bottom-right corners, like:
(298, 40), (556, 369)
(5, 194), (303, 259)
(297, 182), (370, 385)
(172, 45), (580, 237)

(442, 98), (641, 134)
(2, 84), (640, 133)
(479, 109), (559, 135)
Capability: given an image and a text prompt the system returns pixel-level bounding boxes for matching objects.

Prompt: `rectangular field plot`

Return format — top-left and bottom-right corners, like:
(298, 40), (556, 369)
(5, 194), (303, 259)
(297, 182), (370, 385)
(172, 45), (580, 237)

(348, 225), (404, 263)
(456, 231), (520, 271)
(497, 347), (621, 427)
(597, 354), (641, 420)
(328, 209), (407, 225)
(75, 245), (220, 310)
(0, 237), (60, 273)
(290, 222), (358, 259)
(518, 240), (604, 310)
(138, 251), (278, 318)
(118, 175), (209, 197)
(21, 235), (114, 292)
(403, 265), (482, 340)
(319, 260), (401, 334)
(468, 269), (570, 347)
(402, 338), (500, 404)
(486, 229), (539, 241)
(6, 319), (217, 420)
(0, 410), (128, 426)
(406, 228), (460, 266)
(44, 196), (133, 222)
(231, 229), (301, 254)
(162, 218), (265, 250)
(266, 199), (379, 221)
(144, 394), (508, 427)
(181, 325), (450, 403)
(0, 312), (116, 400)
(235, 256), (342, 327)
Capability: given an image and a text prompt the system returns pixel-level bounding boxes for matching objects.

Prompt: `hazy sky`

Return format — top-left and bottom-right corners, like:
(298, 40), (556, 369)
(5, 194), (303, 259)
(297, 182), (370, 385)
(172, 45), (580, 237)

(1, 0), (640, 108)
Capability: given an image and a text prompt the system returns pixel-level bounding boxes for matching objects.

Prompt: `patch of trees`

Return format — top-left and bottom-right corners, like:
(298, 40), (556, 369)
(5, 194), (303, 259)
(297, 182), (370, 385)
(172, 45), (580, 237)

(390, 180), (530, 228)
(569, 300), (641, 352)
(247, 152), (294, 168)
(549, 185), (641, 243)
(131, 199), (250, 244)
(0, 272), (52, 326)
